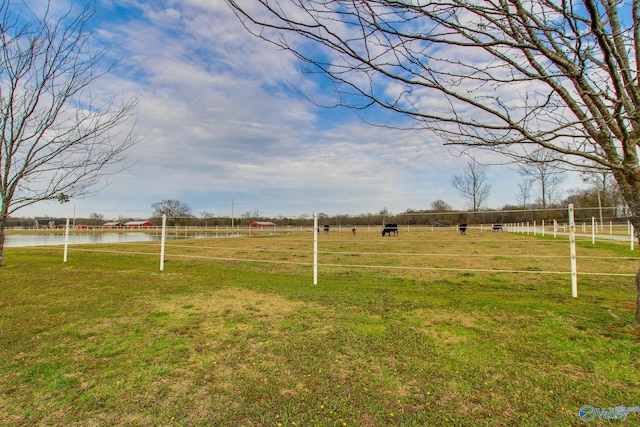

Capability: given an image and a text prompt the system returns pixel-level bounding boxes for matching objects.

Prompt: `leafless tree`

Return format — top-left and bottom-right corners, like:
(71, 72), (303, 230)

(0, 1), (138, 266)
(227, 0), (640, 322)
(89, 212), (104, 226)
(582, 167), (621, 209)
(582, 166), (621, 226)
(452, 161), (491, 217)
(517, 149), (565, 209)
(379, 207), (391, 224)
(516, 179), (535, 210)
(241, 208), (263, 223)
(201, 211), (216, 228)
(152, 199), (193, 226)
(431, 199), (452, 212)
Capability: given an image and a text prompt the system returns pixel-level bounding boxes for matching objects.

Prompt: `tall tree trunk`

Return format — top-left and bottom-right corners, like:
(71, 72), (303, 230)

(636, 270), (640, 324)
(0, 219), (6, 267)
(607, 161), (640, 324)
(631, 217), (640, 325)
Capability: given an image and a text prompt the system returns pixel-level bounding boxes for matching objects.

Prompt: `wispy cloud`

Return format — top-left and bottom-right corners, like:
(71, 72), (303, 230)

(18, 0), (578, 220)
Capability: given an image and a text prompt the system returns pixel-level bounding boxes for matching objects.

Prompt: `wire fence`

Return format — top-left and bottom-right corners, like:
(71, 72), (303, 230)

(30, 216), (634, 299)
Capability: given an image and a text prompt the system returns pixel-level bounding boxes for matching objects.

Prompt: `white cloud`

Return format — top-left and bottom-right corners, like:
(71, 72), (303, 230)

(12, 0), (569, 221)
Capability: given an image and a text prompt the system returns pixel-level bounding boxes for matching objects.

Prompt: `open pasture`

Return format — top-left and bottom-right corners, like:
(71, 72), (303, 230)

(158, 225), (637, 284)
(1, 227), (639, 426)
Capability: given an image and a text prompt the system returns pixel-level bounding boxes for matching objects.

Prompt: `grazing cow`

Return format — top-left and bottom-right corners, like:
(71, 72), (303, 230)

(382, 223), (398, 236)
(324, 224), (330, 234)
(492, 224), (503, 232)
(459, 223), (467, 235)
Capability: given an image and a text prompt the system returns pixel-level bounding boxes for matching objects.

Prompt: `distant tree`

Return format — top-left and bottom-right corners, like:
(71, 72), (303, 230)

(517, 150), (565, 209)
(89, 213), (104, 225)
(241, 208), (262, 222)
(582, 168), (620, 208)
(379, 207), (392, 224)
(152, 200), (193, 226)
(430, 200), (452, 212)
(452, 161), (491, 217)
(580, 167), (622, 227)
(201, 211), (215, 227)
(0, 1), (138, 267)
(516, 179), (535, 210)
(564, 188), (600, 208)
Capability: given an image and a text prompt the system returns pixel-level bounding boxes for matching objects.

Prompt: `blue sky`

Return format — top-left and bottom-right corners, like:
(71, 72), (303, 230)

(17, 0), (585, 220)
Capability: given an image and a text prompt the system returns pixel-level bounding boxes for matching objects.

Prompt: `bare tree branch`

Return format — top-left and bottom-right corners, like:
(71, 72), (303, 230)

(451, 161), (491, 214)
(152, 199), (193, 226)
(516, 149), (566, 208)
(227, 0), (638, 164)
(0, 0), (139, 266)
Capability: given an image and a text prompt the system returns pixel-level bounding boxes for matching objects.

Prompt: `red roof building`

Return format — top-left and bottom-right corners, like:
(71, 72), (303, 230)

(124, 221), (154, 228)
(249, 221), (276, 228)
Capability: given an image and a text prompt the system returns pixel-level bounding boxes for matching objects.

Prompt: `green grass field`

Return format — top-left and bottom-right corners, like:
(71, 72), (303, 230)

(1, 228), (639, 426)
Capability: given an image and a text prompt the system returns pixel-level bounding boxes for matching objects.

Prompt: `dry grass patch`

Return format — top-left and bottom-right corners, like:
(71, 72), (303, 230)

(153, 287), (313, 318)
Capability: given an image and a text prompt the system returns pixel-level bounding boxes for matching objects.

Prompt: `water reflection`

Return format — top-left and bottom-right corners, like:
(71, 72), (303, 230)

(4, 231), (243, 247)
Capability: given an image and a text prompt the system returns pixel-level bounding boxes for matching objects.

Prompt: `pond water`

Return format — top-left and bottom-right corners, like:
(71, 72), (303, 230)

(4, 231), (243, 248)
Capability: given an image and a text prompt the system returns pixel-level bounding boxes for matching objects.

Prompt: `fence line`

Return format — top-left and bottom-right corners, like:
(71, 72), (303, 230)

(316, 262), (635, 277)
(35, 207), (638, 295)
(62, 246), (636, 278)
(161, 242), (566, 258)
(70, 248), (310, 266)
(148, 242), (640, 261)
(34, 241), (640, 262)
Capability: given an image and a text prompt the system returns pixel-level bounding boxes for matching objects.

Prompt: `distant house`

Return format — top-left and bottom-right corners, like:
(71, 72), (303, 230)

(124, 221), (154, 228)
(34, 219), (67, 229)
(102, 221), (124, 228)
(249, 221), (276, 228)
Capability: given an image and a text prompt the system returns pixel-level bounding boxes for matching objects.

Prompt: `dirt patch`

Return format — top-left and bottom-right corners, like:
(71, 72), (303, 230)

(153, 288), (316, 319)
(417, 308), (480, 329)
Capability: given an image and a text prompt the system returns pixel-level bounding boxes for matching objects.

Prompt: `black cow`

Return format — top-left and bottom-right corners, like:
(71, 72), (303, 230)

(459, 223), (467, 235)
(382, 223), (398, 236)
(492, 224), (503, 232)
(323, 224), (330, 234)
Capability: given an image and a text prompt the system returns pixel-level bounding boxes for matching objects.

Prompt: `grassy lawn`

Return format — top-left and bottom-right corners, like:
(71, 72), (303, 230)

(1, 228), (639, 426)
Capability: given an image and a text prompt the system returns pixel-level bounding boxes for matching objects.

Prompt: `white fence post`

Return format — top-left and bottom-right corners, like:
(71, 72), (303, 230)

(591, 217), (595, 244)
(160, 214), (167, 271)
(568, 204), (578, 298)
(63, 217), (70, 263)
(313, 212), (318, 285)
